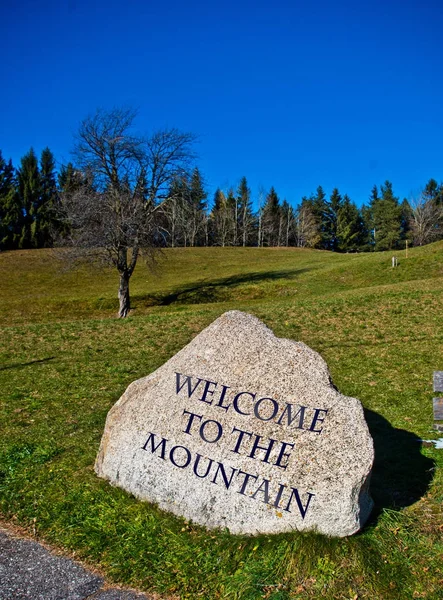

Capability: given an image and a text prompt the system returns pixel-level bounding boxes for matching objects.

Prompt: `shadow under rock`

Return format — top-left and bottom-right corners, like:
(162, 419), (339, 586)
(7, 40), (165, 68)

(365, 408), (435, 520)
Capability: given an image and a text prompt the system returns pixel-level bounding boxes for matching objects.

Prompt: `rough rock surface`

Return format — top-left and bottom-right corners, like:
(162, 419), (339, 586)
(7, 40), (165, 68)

(95, 311), (374, 537)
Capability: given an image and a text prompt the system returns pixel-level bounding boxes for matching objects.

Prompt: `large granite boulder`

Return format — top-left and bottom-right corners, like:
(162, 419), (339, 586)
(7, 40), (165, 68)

(95, 311), (374, 537)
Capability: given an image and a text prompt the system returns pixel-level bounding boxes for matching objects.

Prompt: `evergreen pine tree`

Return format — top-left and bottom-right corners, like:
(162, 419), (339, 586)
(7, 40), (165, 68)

(423, 178), (439, 203)
(364, 183), (402, 251)
(188, 167), (207, 246)
(58, 162), (82, 195)
(17, 148), (41, 248)
(0, 152), (21, 250)
(336, 195), (364, 252)
(212, 188), (224, 212)
(261, 187), (280, 246)
(328, 188), (343, 251)
(422, 178), (443, 207)
(361, 185), (380, 250)
(372, 181), (402, 250)
(39, 147), (60, 246)
(360, 203), (373, 251)
(311, 185), (333, 249)
(236, 176), (256, 246)
(400, 198), (412, 243)
(0, 152), (15, 195)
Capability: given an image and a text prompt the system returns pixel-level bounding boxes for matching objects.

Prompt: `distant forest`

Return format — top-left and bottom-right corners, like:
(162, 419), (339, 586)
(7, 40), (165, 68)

(1, 147), (442, 253)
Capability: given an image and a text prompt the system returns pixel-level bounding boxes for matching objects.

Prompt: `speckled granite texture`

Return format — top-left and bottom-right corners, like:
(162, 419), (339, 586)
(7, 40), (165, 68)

(96, 311), (374, 537)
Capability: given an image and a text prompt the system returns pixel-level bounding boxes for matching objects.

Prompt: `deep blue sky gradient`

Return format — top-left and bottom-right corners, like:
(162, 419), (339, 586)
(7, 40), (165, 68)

(1, 0), (442, 208)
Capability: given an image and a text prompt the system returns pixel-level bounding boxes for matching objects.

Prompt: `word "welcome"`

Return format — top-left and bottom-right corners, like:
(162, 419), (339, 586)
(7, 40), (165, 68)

(175, 372), (328, 433)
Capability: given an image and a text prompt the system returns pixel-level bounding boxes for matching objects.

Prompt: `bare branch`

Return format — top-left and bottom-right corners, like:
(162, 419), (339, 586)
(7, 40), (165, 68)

(409, 192), (443, 246)
(59, 107), (197, 317)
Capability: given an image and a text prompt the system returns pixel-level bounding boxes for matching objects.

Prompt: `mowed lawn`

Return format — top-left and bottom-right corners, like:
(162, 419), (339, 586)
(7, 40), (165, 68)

(0, 244), (442, 599)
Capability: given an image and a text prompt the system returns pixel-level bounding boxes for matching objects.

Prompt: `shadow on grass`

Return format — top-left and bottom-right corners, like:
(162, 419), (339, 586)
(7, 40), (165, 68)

(135, 268), (312, 306)
(0, 357), (56, 371)
(365, 409), (435, 519)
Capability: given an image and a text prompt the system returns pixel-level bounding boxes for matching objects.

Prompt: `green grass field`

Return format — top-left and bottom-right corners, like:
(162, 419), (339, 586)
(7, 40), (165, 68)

(1, 243), (442, 599)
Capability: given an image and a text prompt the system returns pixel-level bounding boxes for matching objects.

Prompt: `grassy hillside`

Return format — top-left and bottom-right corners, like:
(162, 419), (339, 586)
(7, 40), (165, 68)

(0, 243), (442, 599)
(1, 243), (443, 324)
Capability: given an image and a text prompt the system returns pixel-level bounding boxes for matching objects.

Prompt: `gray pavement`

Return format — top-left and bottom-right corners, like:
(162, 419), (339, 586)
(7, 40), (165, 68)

(0, 526), (155, 600)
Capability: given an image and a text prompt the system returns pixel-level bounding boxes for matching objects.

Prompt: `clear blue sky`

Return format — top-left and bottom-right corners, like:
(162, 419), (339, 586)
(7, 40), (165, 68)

(1, 0), (442, 208)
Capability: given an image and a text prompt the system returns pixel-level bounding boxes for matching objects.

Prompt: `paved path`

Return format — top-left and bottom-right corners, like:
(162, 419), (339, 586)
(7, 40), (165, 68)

(0, 525), (157, 600)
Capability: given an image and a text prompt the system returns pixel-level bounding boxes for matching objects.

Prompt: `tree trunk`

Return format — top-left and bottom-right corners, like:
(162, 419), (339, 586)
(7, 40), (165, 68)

(118, 271), (130, 318)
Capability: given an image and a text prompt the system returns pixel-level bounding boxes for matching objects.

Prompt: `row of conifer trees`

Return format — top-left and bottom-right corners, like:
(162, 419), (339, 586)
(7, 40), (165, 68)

(1, 147), (442, 252)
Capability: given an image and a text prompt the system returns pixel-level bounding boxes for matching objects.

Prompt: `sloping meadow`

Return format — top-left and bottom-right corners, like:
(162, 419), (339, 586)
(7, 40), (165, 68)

(0, 244), (442, 599)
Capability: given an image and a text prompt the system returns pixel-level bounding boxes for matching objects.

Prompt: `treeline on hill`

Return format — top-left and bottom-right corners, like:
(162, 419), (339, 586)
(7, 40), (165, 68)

(1, 147), (443, 253)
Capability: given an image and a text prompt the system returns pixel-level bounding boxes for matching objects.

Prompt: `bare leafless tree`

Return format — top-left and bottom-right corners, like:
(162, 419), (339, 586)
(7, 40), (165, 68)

(409, 193), (443, 247)
(59, 107), (196, 317)
(158, 193), (182, 248)
(295, 201), (319, 248)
